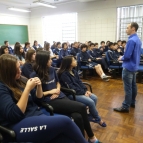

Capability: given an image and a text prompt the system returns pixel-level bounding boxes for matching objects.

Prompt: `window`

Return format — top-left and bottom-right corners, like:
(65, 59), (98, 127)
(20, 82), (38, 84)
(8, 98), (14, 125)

(42, 13), (77, 44)
(117, 5), (143, 41)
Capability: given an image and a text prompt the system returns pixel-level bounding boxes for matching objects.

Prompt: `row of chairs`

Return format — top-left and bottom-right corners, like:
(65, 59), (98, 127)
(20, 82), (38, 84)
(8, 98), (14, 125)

(77, 50), (143, 82)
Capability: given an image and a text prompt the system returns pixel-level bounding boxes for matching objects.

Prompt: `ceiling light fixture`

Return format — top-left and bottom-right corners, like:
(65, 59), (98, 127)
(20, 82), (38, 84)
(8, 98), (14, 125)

(34, 1), (57, 8)
(8, 7), (31, 12)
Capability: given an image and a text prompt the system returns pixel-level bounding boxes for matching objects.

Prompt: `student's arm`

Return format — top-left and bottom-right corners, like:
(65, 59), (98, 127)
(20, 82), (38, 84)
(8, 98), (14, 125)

(121, 40), (135, 61)
(108, 51), (115, 61)
(22, 63), (33, 78)
(60, 73), (86, 95)
(17, 79), (36, 113)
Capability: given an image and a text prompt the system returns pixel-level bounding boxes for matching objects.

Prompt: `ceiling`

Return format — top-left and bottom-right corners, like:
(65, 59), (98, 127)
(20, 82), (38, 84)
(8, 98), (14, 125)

(0, 0), (98, 9)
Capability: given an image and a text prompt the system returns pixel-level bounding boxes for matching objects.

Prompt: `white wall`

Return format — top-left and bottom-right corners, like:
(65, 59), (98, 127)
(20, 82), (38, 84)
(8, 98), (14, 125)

(0, 4), (30, 46)
(29, 0), (143, 45)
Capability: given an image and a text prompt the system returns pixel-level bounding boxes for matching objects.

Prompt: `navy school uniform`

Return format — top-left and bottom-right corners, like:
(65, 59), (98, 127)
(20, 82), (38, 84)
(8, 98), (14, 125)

(88, 50), (108, 69)
(30, 67), (65, 102)
(59, 49), (70, 59)
(8, 46), (13, 54)
(107, 49), (122, 66)
(0, 81), (43, 127)
(59, 70), (87, 95)
(93, 48), (102, 58)
(79, 51), (97, 68)
(99, 46), (108, 54)
(33, 44), (42, 50)
(70, 47), (80, 57)
(53, 48), (61, 55)
(21, 62), (34, 79)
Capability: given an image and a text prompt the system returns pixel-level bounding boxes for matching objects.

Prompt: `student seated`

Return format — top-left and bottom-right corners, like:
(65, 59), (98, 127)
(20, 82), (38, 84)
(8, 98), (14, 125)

(53, 42), (61, 55)
(4, 41), (13, 54)
(107, 42), (122, 66)
(70, 42), (80, 57)
(0, 46), (9, 55)
(88, 43), (108, 70)
(99, 41), (108, 54)
(59, 42), (70, 59)
(14, 44), (25, 66)
(79, 44), (110, 81)
(114, 42), (123, 57)
(0, 54), (89, 143)
(58, 56), (106, 127)
(24, 42), (34, 52)
(117, 40), (122, 49)
(30, 51), (101, 143)
(44, 42), (58, 59)
(33, 40), (42, 50)
(22, 49), (36, 78)
(121, 40), (126, 54)
(94, 43), (102, 57)
(51, 41), (57, 52)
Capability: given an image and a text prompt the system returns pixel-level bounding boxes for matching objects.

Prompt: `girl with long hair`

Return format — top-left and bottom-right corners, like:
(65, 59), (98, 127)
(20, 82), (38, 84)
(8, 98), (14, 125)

(30, 51), (102, 143)
(58, 56), (106, 127)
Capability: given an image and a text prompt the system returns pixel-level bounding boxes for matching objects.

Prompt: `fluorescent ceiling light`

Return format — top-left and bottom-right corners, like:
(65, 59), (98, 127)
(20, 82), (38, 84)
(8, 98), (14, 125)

(34, 1), (57, 8)
(8, 8), (31, 12)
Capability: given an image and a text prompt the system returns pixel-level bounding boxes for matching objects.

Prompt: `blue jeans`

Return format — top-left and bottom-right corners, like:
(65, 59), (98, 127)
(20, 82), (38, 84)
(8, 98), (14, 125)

(122, 68), (137, 109)
(68, 94), (101, 121)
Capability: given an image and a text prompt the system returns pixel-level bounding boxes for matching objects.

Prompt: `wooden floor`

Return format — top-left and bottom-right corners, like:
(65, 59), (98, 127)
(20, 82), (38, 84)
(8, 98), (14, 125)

(83, 76), (143, 143)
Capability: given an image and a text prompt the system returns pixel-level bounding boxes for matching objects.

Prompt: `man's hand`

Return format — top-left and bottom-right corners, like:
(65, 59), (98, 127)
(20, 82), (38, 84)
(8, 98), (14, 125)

(118, 56), (122, 61)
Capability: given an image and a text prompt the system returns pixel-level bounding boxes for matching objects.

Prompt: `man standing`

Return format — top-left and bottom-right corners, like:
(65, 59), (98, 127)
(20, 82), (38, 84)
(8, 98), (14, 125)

(114, 22), (141, 113)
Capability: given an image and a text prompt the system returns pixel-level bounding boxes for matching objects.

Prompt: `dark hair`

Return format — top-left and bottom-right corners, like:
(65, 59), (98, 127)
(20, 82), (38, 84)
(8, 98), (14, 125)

(62, 42), (67, 48)
(25, 49), (35, 63)
(14, 42), (20, 50)
(95, 43), (98, 46)
(44, 42), (50, 51)
(4, 41), (8, 45)
(36, 48), (43, 53)
(25, 42), (30, 47)
(90, 43), (95, 47)
(108, 42), (114, 47)
(80, 44), (88, 50)
(131, 22), (139, 32)
(14, 44), (25, 60)
(100, 41), (105, 45)
(106, 41), (110, 44)
(71, 43), (74, 48)
(117, 40), (121, 43)
(56, 42), (61, 47)
(0, 54), (25, 101)
(33, 40), (38, 46)
(0, 46), (8, 55)
(34, 51), (50, 82)
(113, 42), (118, 46)
(122, 40), (126, 44)
(57, 55), (74, 78)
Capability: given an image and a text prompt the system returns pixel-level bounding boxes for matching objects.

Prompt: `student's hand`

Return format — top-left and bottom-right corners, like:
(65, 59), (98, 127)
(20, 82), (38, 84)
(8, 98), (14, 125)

(56, 55), (59, 59)
(118, 56), (122, 61)
(51, 89), (60, 94)
(100, 48), (103, 51)
(85, 91), (91, 97)
(33, 77), (41, 86)
(88, 59), (91, 62)
(117, 49), (121, 52)
(25, 78), (37, 92)
(50, 94), (59, 99)
(96, 58), (101, 60)
(86, 91), (91, 96)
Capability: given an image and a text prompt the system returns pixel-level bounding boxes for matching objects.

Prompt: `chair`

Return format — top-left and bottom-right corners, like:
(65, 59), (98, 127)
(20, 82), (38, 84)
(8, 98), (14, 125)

(105, 52), (122, 78)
